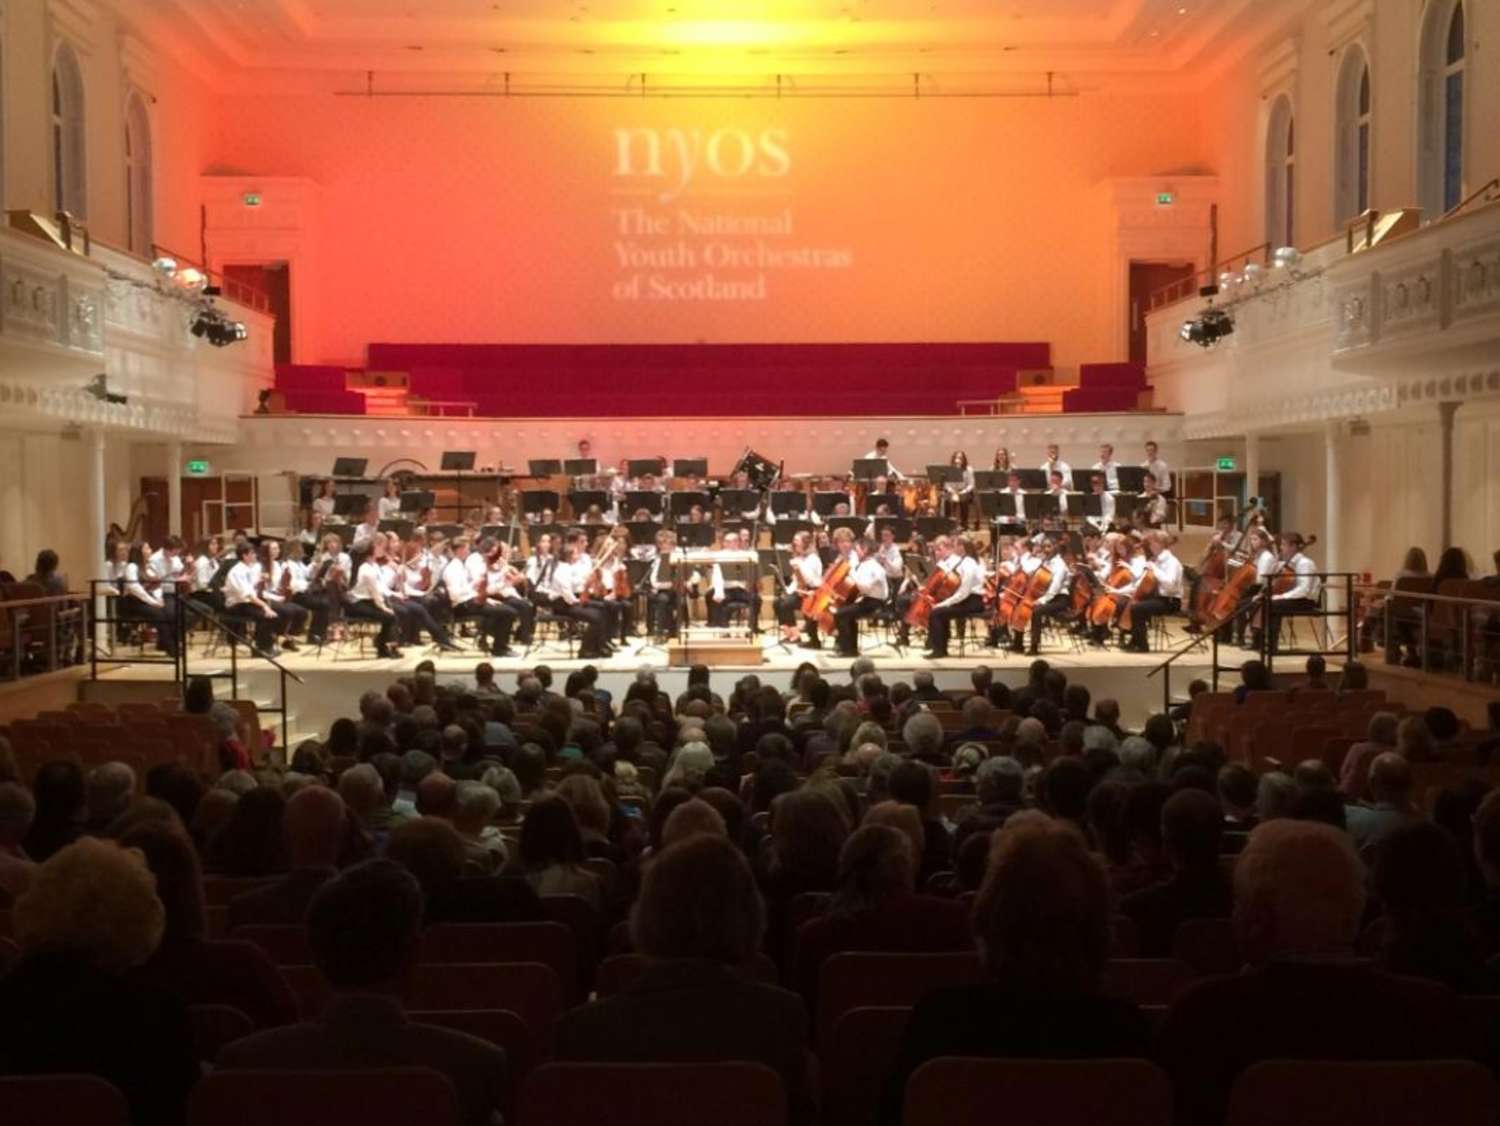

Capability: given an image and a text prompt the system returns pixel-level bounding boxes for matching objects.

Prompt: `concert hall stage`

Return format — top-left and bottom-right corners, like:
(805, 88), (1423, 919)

(88, 624), (1222, 744)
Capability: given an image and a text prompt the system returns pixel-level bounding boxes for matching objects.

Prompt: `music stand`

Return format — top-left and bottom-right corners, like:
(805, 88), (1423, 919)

(567, 490), (608, 518)
(624, 491), (664, 517)
(719, 489), (761, 515)
(864, 491), (902, 516)
(873, 516), (913, 543)
(333, 494), (367, 519)
(528, 459), (563, 477)
(440, 451), (475, 471)
(772, 519), (814, 547)
(1117, 466), (1149, 493)
(719, 520), (754, 544)
(972, 470), (1008, 490)
(825, 516), (866, 538)
(914, 516), (958, 541)
(331, 458), (368, 478)
(330, 524), (357, 548)
(624, 520), (662, 548)
(851, 458), (889, 481)
(1081, 494), (1108, 525)
(770, 491), (809, 517)
(628, 458), (666, 479)
(427, 523), (463, 542)
(669, 491), (711, 518)
(377, 519), (414, 540)
(400, 490), (434, 513)
(674, 522), (716, 548)
(811, 491), (850, 518)
(926, 465), (961, 484)
(1015, 468), (1048, 490)
(521, 490), (561, 516)
(564, 458), (597, 477)
(1024, 493), (1059, 522)
(1065, 494), (1087, 521)
(672, 458), (708, 478)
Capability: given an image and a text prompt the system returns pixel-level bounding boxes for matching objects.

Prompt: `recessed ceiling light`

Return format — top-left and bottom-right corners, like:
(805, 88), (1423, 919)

(1178, 6), (1188, 13)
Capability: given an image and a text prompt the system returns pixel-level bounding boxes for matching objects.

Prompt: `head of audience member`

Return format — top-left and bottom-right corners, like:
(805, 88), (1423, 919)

(973, 815), (1111, 996)
(1094, 698), (1122, 731)
(901, 711), (944, 764)
(336, 763), (384, 826)
(556, 773), (612, 840)
(209, 786), (288, 877)
(1118, 735), (1158, 777)
(769, 788), (849, 886)
(1239, 660), (1272, 693)
(1063, 683), (1091, 723)
(1424, 706), (1462, 749)
(307, 859), (424, 993)
(1142, 714), (1176, 755)
(519, 795), (585, 870)
(283, 784), (347, 870)
(1292, 759), (1337, 794)
(1217, 764), (1258, 824)
(1233, 819), (1365, 964)
(660, 798), (728, 848)
(183, 676), (215, 716)
(863, 800), (925, 871)
(1038, 758), (1092, 824)
(451, 780), (501, 843)
(1369, 752), (1415, 810)
(384, 817), (466, 900)
(0, 783), (36, 857)
(889, 759), (936, 820)
(416, 771), (458, 819)
(12, 837), (165, 970)
(1365, 711), (1400, 749)
(829, 824), (915, 917)
(117, 819), (206, 946)
(1337, 661), (1369, 692)
(84, 762), (135, 830)
(1373, 820), (1473, 980)
(1122, 782), (1170, 870)
(1161, 788), (1223, 875)
(971, 665), (993, 696)
(1255, 771), (1297, 822)
(976, 755), (1025, 810)
(512, 744), (549, 796)
(630, 834), (764, 966)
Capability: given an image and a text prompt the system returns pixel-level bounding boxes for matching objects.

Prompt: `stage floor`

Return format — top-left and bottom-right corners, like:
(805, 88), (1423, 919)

(90, 621), (1226, 743)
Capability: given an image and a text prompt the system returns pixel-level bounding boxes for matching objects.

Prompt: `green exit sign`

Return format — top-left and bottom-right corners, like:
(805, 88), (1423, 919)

(1216, 456), (1237, 471)
(241, 191), (262, 207)
(1156, 191), (1175, 206)
(186, 459), (210, 476)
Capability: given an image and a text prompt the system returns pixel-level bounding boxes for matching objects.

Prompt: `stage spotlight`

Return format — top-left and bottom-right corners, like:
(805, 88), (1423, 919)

(151, 256), (177, 276)
(1180, 306), (1235, 348)
(85, 373), (128, 405)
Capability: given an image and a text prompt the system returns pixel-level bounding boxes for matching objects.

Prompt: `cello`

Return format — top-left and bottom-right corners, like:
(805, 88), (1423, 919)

(905, 567), (960, 629)
(1008, 559), (1055, 634)
(1118, 566), (1157, 633)
(801, 555), (855, 633)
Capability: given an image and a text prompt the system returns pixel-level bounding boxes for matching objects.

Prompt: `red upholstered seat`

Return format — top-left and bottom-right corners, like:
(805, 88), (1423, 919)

(519, 1061), (786, 1126)
(1225, 1060), (1496, 1126)
(903, 1058), (1172, 1126)
(189, 1067), (460, 1126)
(0, 1075), (131, 1126)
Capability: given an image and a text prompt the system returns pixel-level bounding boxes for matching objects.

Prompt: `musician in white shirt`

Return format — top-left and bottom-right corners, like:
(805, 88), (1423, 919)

(344, 538), (401, 659)
(1143, 440), (1173, 496)
(1085, 473), (1117, 533)
(776, 531), (824, 647)
(1040, 443), (1073, 491)
(550, 542), (612, 658)
(377, 478), (403, 522)
(145, 537), (187, 595)
(1044, 471), (1071, 521)
(1137, 474), (1169, 527)
(925, 538), (986, 658)
(832, 537), (890, 656)
(863, 438), (904, 482)
(299, 511), (325, 550)
(1124, 532), (1185, 652)
(257, 539), (310, 649)
(223, 541), (290, 654)
(945, 450), (975, 528)
(1258, 531), (1322, 653)
(443, 537), (519, 657)
(279, 540), (330, 646)
(997, 472), (1029, 523)
(1021, 536), (1073, 656)
(487, 539), (538, 647)
(120, 540), (179, 658)
(350, 503), (381, 551)
(1091, 444), (1122, 492)
(311, 478), (338, 522)
(645, 529), (683, 639)
(707, 531), (759, 632)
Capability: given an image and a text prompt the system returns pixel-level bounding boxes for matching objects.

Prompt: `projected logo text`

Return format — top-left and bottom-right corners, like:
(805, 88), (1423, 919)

(612, 127), (790, 203)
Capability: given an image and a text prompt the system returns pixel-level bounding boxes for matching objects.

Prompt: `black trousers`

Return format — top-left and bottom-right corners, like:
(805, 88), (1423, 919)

(292, 590), (333, 643)
(559, 601), (609, 654)
(125, 598), (178, 656)
(226, 603), (286, 652)
(648, 589), (679, 637)
(345, 599), (397, 649)
(709, 588), (758, 630)
(1030, 592), (1073, 649)
(497, 596), (536, 644)
(189, 591), (224, 617)
(834, 596), (883, 653)
(927, 593), (984, 655)
(1130, 595), (1181, 648)
(395, 598), (455, 647)
(454, 598), (513, 653)
(1222, 582), (1263, 644)
(774, 591), (820, 644)
(1267, 597), (1319, 651)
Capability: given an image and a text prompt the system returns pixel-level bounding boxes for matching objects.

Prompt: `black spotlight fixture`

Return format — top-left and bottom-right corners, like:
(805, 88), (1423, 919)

(1179, 284), (1235, 349)
(190, 305), (248, 348)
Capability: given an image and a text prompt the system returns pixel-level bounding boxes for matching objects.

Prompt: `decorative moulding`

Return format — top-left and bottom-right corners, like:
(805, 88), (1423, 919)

(48, 0), (96, 53)
(1258, 34), (1300, 97)
(1322, 0), (1375, 53)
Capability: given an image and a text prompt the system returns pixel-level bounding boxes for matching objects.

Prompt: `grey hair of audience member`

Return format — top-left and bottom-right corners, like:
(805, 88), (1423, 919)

(1015, 717), (1046, 748)
(660, 798), (728, 848)
(337, 762), (384, 820)
(1082, 725), (1119, 754)
(1255, 770), (1297, 821)
(480, 764), (522, 806)
(85, 762), (136, 821)
(867, 752), (904, 801)
(901, 711), (943, 760)
(453, 780), (500, 827)
(976, 755), (1026, 804)
(1118, 736), (1158, 776)
(209, 701), (240, 740)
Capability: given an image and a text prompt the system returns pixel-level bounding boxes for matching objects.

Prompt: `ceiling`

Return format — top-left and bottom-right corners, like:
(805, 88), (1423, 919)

(111, 0), (1298, 91)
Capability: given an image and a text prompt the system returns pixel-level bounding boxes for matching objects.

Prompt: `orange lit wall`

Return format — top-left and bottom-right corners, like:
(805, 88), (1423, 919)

(204, 89), (1207, 368)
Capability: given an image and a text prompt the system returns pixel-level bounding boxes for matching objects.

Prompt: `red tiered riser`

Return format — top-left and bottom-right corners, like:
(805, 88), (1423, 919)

(1063, 362), (1149, 413)
(274, 365), (367, 415)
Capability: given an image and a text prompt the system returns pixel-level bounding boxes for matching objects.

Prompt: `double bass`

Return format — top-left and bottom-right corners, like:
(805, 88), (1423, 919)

(802, 556), (855, 633)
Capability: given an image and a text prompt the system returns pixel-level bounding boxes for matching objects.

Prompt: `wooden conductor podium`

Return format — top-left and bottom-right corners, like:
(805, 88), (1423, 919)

(668, 626), (763, 667)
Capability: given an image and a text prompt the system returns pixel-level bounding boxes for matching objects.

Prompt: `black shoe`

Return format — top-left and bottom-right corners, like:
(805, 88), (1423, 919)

(377, 645), (400, 659)
(802, 637), (823, 649)
(927, 651), (949, 659)
(281, 638), (300, 652)
(490, 647), (516, 658)
(1184, 622), (1203, 634)
(835, 648), (859, 658)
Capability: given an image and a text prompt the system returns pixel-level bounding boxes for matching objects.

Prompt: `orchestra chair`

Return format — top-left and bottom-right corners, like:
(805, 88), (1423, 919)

(523, 605), (579, 660)
(822, 1006), (912, 1126)
(0, 1075), (131, 1126)
(1225, 1060), (1496, 1126)
(519, 1061), (785, 1126)
(903, 1057), (1172, 1126)
(189, 1067), (460, 1126)
(332, 614), (383, 661)
(189, 1004), (255, 1064)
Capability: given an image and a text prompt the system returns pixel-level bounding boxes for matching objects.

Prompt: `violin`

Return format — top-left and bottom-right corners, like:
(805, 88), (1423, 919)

(802, 556), (855, 633)
(905, 567), (960, 629)
(278, 562), (293, 599)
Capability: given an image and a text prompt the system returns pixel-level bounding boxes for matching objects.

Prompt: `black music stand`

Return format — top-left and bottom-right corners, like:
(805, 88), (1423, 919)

(926, 465), (961, 484)
(770, 491), (809, 518)
(772, 519), (815, 547)
(914, 516), (958, 541)
(564, 458), (597, 477)
(330, 524), (358, 549)
(628, 458), (666, 479)
(1081, 494), (1108, 527)
(825, 516), (866, 538)
(811, 491), (850, 518)
(624, 491), (665, 517)
(669, 491), (711, 518)
(1065, 494), (1087, 522)
(522, 491), (561, 517)
(1024, 493), (1062, 522)
(872, 517), (913, 543)
(864, 491), (902, 516)
(624, 521), (661, 548)
(1015, 468), (1048, 490)
(1117, 466), (1149, 493)
(972, 470), (1007, 490)
(851, 458), (888, 481)
(331, 458), (368, 478)
(673, 458), (708, 478)
(441, 451), (476, 471)
(674, 522), (716, 548)
(333, 494), (367, 519)
(427, 523), (463, 541)
(567, 490), (608, 518)
(377, 518), (415, 540)
(719, 489), (761, 516)
(400, 490), (434, 513)
(528, 459), (563, 477)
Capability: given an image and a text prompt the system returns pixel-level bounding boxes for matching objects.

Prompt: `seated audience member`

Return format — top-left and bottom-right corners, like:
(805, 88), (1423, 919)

(211, 701), (253, 773)
(793, 821), (971, 1004)
(882, 814), (1149, 1126)
(556, 834), (814, 1126)
(1373, 821), (1484, 993)
(82, 762), (136, 835)
(206, 786), (289, 876)
(556, 773), (623, 863)
(217, 860), (508, 1126)
(1255, 770), (1297, 822)
(1156, 819), (1468, 1126)
(758, 788), (850, 963)
(1470, 789), (1500, 959)
(1424, 706), (1463, 758)
(1338, 712), (1399, 801)
(228, 784), (347, 927)
(508, 795), (602, 907)
(0, 782), (37, 901)
(0, 839), (198, 1126)
(659, 798), (727, 849)
(121, 819), (298, 1030)
(451, 780), (508, 875)
(900, 710), (945, 766)
(22, 759), (84, 862)
(1112, 782), (1172, 897)
(888, 760), (952, 882)
(1292, 654), (1331, 694)
(1216, 764), (1259, 831)
(1120, 789), (1232, 957)
(385, 816), (541, 924)
(1344, 752), (1420, 857)
(1232, 660), (1271, 704)
(943, 696), (1004, 748)
(953, 755), (1027, 854)
(1396, 714), (1437, 762)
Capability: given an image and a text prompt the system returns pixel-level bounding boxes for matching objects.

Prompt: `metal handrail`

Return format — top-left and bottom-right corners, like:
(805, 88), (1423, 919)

(1353, 580), (1500, 684)
(1, 589), (89, 681)
(179, 598), (305, 753)
(1147, 241), (1272, 311)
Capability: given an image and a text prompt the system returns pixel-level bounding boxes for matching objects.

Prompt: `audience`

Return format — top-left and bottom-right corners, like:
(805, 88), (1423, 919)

(0, 782), (37, 901)
(227, 784), (347, 927)
(1119, 788), (1232, 957)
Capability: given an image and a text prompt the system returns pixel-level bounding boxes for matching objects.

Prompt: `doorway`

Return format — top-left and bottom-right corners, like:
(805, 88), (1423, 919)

(224, 262), (292, 365)
(1128, 261), (1196, 365)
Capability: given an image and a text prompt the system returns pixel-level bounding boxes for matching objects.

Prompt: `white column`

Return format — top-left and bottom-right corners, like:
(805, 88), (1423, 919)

(1324, 420), (1344, 614)
(1438, 401), (1460, 549)
(167, 439), (183, 537)
(89, 429), (108, 651)
(1242, 432), (1260, 510)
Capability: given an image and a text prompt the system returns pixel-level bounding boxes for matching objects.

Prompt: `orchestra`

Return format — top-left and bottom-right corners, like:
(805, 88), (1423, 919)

(159, 439), (1327, 663)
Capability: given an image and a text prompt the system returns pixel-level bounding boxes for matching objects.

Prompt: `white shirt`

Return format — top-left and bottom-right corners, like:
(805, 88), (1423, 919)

(377, 495), (403, 520)
(1040, 459), (1073, 490)
(442, 557), (478, 605)
(1254, 549), (1279, 582)
(875, 543), (904, 580)
(1087, 491), (1116, 531)
(465, 551), (487, 584)
(312, 495), (336, 519)
(945, 466), (975, 499)
(145, 549), (181, 584)
(1149, 549), (1186, 600)
(1000, 488), (1027, 520)
(1141, 493), (1168, 525)
(351, 520), (380, 549)
(1046, 487), (1070, 518)
(790, 551), (823, 592)
(314, 551), (352, 588)
(223, 560), (262, 609)
(1037, 554), (1069, 602)
(285, 559), (311, 595)
(852, 556), (889, 601)
(263, 559), (289, 602)
(552, 559), (583, 605)
(1273, 553), (1322, 602)
(1091, 459), (1121, 491)
(348, 560), (389, 608)
(527, 554), (559, 592)
(123, 562), (162, 607)
(936, 555), (984, 607)
(1144, 456), (1173, 493)
(192, 554), (219, 592)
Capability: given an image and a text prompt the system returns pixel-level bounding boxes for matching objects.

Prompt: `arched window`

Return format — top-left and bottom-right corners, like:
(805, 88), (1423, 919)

(124, 92), (153, 256)
(1334, 46), (1372, 225)
(1418, 0), (1467, 216)
(1265, 95), (1295, 248)
(51, 43), (87, 218)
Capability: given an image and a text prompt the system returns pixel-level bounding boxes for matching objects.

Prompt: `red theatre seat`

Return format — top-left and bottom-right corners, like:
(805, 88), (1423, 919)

(1063, 361), (1149, 414)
